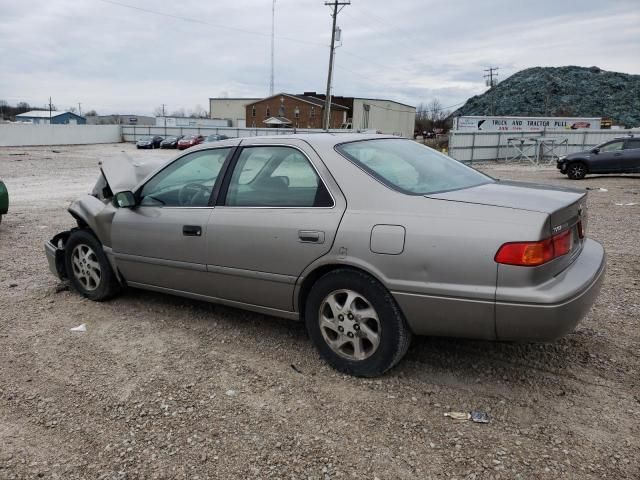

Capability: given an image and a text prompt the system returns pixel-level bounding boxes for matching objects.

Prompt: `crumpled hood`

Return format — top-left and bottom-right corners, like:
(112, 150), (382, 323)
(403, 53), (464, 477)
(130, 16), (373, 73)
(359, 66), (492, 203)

(100, 154), (169, 193)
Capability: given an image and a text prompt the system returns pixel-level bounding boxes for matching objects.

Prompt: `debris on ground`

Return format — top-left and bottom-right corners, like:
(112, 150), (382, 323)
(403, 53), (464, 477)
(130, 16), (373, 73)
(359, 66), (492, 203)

(470, 411), (490, 423)
(69, 324), (87, 332)
(444, 411), (470, 421)
(54, 283), (69, 294)
(225, 389), (237, 397)
(444, 411), (490, 423)
(290, 364), (303, 374)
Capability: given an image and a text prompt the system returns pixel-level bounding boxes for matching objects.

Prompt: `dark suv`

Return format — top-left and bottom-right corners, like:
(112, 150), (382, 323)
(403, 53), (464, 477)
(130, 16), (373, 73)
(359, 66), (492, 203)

(557, 136), (640, 179)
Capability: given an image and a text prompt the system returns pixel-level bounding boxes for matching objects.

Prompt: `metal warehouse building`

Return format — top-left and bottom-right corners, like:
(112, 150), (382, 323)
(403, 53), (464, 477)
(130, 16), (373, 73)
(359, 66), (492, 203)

(16, 110), (86, 125)
(209, 98), (261, 128)
(15, 110), (86, 125)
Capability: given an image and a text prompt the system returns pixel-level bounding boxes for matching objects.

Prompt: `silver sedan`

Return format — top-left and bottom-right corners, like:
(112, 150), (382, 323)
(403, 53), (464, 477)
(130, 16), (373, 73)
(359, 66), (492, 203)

(45, 134), (606, 376)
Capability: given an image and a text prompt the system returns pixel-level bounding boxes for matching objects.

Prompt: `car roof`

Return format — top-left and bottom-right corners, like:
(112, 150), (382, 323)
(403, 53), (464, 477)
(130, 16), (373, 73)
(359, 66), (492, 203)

(183, 133), (403, 154)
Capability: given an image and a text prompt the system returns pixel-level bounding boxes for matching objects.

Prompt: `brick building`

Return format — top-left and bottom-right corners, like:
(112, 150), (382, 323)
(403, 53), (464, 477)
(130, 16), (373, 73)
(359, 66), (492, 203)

(245, 93), (349, 129)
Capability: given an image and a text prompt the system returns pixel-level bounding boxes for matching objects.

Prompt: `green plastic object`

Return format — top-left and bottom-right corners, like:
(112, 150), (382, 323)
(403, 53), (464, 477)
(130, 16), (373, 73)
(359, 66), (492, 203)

(0, 181), (8, 215)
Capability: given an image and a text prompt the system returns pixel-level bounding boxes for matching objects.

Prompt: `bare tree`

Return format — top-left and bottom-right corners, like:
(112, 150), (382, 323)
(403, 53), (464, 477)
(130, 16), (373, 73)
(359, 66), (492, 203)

(427, 99), (445, 123)
(84, 110), (98, 117)
(170, 108), (186, 118)
(189, 104), (208, 118)
(153, 106), (166, 117)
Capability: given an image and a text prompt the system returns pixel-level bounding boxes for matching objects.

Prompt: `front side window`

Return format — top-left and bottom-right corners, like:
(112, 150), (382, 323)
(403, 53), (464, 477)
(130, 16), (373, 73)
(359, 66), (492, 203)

(600, 141), (623, 152)
(140, 148), (230, 207)
(225, 146), (333, 207)
(336, 139), (492, 195)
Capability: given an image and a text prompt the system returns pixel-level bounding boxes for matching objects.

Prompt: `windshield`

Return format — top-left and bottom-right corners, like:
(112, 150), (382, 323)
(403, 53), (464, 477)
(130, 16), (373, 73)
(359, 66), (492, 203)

(139, 137), (152, 141)
(336, 138), (492, 195)
(165, 136), (177, 141)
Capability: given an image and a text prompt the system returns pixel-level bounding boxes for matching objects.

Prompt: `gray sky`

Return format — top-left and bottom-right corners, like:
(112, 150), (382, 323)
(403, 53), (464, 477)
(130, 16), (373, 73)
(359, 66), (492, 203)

(1, 0), (638, 115)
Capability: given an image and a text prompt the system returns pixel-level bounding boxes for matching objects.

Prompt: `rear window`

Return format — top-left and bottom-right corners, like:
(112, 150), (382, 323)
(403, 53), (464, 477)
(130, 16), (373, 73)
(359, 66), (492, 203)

(336, 138), (492, 195)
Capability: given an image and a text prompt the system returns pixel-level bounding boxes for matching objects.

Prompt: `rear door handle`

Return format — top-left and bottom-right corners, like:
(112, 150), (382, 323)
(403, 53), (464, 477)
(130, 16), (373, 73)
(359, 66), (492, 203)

(183, 225), (202, 236)
(298, 230), (325, 243)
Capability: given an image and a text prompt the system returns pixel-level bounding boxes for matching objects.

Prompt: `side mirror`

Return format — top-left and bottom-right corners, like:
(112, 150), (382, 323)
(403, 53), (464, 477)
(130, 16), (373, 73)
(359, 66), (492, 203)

(591, 147), (600, 154)
(113, 191), (136, 208)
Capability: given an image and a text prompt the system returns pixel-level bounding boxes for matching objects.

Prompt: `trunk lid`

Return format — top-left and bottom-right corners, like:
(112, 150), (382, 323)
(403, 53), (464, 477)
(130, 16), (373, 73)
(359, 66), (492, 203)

(427, 180), (586, 232)
(427, 180), (588, 270)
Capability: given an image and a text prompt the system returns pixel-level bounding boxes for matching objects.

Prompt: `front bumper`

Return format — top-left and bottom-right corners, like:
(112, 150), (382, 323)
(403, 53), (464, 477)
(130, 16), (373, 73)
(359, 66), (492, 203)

(495, 238), (606, 341)
(557, 161), (567, 173)
(45, 231), (71, 280)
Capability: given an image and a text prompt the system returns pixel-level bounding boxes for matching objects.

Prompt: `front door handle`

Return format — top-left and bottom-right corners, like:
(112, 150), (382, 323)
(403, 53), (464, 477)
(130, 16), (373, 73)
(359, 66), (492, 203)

(183, 225), (202, 237)
(298, 230), (325, 243)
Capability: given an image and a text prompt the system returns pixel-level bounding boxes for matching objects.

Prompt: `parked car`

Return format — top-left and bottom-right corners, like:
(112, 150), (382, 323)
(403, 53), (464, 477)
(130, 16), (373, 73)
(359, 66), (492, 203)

(160, 135), (184, 149)
(136, 136), (164, 149)
(204, 134), (229, 143)
(0, 180), (8, 224)
(177, 135), (204, 150)
(45, 135), (606, 377)
(557, 135), (640, 179)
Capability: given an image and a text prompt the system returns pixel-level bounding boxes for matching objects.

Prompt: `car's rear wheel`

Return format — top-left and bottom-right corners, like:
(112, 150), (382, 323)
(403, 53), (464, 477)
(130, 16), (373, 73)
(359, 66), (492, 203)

(305, 269), (412, 377)
(567, 162), (587, 180)
(64, 229), (120, 301)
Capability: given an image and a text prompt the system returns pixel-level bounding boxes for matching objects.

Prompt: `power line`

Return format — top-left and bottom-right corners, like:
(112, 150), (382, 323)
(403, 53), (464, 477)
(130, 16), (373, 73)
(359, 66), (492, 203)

(96, 0), (325, 48)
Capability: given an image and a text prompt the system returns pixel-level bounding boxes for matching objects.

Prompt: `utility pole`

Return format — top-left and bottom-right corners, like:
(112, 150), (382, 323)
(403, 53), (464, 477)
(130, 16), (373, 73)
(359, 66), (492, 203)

(161, 103), (167, 134)
(269, 0), (276, 96)
(483, 67), (499, 116)
(77, 103), (82, 116)
(48, 97), (53, 122)
(323, 0), (350, 130)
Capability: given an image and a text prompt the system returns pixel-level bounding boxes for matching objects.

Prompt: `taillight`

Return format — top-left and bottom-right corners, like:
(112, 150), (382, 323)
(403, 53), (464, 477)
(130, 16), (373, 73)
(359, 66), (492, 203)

(495, 229), (574, 267)
(552, 229), (572, 257)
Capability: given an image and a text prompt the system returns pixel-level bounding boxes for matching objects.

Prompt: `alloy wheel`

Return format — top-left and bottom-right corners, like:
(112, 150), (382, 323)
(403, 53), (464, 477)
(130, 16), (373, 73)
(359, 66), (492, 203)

(71, 244), (102, 291)
(318, 289), (381, 361)
(569, 164), (586, 179)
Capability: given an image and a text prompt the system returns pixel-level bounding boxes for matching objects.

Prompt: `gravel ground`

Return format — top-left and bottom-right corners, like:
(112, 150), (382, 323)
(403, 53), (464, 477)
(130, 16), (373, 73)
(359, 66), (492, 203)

(0, 144), (639, 479)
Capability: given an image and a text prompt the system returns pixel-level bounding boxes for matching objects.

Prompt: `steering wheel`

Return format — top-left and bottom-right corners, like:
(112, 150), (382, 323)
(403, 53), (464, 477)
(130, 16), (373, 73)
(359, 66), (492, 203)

(178, 183), (210, 206)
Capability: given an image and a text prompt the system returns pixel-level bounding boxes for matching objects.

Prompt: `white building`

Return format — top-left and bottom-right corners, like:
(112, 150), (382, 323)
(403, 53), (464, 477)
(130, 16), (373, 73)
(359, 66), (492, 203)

(209, 98), (261, 128)
(349, 98), (416, 137)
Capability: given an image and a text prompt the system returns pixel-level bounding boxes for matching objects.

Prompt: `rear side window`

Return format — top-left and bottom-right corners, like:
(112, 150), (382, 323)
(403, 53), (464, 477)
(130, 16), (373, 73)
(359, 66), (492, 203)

(624, 139), (640, 150)
(336, 138), (492, 195)
(225, 146), (333, 207)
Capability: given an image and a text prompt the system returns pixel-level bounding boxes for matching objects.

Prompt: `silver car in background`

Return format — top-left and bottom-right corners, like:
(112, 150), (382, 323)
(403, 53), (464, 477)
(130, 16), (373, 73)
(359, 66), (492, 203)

(45, 134), (606, 376)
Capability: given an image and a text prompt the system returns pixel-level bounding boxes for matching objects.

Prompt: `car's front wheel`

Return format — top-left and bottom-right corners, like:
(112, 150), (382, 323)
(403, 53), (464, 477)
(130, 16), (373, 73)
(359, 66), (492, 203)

(305, 269), (412, 377)
(567, 162), (587, 180)
(64, 229), (120, 301)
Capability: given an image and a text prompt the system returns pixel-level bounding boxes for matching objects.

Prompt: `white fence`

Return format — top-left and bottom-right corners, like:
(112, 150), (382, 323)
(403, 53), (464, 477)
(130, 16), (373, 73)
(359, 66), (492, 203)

(448, 129), (640, 163)
(122, 125), (360, 142)
(0, 124), (121, 147)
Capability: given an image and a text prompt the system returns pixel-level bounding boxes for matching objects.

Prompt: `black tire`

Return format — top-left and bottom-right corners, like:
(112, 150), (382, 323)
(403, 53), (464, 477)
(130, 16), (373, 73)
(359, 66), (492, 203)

(305, 269), (412, 377)
(64, 229), (120, 301)
(567, 162), (587, 180)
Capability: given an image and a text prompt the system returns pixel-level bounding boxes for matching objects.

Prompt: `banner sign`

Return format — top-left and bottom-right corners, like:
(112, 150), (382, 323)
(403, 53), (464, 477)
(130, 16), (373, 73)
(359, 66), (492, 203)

(454, 116), (601, 132)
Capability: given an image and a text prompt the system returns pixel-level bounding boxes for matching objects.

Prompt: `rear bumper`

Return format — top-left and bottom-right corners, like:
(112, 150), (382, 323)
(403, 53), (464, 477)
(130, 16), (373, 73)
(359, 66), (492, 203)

(495, 238), (606, 341)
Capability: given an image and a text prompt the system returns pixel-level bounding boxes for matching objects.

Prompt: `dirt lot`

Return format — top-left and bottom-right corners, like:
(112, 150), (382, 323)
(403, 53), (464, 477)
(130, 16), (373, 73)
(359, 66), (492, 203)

(0, 144), (638, 479)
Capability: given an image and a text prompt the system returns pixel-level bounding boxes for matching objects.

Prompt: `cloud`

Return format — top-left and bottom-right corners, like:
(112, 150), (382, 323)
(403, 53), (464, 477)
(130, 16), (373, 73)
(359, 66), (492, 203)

(0, 0), (638, 115)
